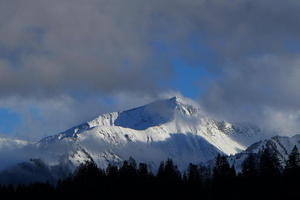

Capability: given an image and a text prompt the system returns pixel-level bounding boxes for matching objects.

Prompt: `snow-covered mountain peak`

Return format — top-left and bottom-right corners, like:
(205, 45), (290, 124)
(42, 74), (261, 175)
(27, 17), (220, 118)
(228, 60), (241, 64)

(57, 96), (202, 138)
(37, 95), (268, 169)
(166, 96), (201, 116)
(39, 97), (198, 142)
(167, 95), (190, 105)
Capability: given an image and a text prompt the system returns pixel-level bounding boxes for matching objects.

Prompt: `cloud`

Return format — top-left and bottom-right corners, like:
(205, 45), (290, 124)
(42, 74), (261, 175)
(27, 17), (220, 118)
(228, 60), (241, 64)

(1, 0), (299, 98)
(1, 0), (300, 136)
(0, 92), (174, 140)
(201, 54), (300, 134)
(0, 0), (178, 98)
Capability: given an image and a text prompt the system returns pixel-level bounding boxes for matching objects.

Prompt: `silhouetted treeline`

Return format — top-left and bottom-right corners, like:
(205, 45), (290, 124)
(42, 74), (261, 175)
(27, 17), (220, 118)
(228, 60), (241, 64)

(1, 146), (300, 199)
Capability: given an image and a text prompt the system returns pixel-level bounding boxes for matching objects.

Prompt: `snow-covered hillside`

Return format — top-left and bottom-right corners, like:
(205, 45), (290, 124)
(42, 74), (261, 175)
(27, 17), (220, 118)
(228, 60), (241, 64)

(34, 96), (265, 169)
(229, 134), (300, 169)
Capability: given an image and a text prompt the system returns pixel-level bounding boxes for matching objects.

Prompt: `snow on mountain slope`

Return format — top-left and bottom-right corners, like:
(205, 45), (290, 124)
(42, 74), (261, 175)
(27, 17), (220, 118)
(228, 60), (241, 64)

(228, 134), (300, 171)
(36, 96), (266, 169)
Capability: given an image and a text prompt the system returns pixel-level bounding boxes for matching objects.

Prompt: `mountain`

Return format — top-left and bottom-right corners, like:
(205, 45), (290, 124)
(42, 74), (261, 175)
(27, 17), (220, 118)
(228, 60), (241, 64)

(0, 158), (71, 185)
(30, 96), (265, 170)
(229, 134), (300, 170)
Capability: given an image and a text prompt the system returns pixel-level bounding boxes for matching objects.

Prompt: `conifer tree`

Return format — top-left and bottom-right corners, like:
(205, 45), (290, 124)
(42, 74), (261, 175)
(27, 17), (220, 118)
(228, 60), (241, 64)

(213, 154), (232, 180)
(259, 148), (281, 178)
(283, 145), (300, 196)
(164, 159), (181, 181)
(187, 163), (201, 185)
(212, 154), (236, 198)
(186, 163), (202, 195)
(157, 159), (181, 183)
(242, 153), (258, 178)
(138, 163), (149, 177)
(286, 145), (300, 170)
(72, 160), (102, 192)
(157, 161), (165, 178)
(106, 163), (119, 178)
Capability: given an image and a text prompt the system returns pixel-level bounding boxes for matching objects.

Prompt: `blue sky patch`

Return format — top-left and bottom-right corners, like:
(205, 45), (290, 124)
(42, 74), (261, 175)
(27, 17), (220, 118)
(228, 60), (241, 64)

(0, 108), (21, 134)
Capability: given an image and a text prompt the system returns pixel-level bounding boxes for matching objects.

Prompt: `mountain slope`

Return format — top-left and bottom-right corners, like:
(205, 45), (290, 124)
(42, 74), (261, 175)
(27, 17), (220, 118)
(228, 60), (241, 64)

(35, 96), (265, 169)
(229, 134), (300, 169)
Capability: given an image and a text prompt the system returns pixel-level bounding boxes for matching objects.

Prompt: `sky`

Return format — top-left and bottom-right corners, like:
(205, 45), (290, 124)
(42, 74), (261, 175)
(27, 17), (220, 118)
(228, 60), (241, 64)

(1, 0), (300, 140)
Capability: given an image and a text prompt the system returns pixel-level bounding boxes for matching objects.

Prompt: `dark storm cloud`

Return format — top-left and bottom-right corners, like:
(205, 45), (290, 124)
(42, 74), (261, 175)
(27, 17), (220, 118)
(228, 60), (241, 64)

(0, 0), (178, 97)
(0, 0), (299, 97)
(1, 0), (300, 135)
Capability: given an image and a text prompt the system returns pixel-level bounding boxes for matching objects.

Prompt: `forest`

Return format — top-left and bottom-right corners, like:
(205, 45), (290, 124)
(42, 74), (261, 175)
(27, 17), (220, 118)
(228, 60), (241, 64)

(0, 146), (299, 199)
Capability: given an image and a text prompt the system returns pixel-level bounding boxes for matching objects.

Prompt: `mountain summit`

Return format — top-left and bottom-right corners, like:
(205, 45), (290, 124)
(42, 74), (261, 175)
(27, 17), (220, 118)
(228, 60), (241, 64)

(37, 96), (265, 169)
(43, 96), (201, 140)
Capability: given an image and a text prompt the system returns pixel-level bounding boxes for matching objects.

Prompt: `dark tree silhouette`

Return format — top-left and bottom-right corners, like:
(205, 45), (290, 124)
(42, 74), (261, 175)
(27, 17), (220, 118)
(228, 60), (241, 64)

(257, 148), (283, 199)
(285, 145), (300, 172)
(242, 153), (258, 178)
(259, 148), (281, 178)
(187, 163), (201, 185)
(212, 154), (237, 199)
(283, 146), (300, 197)
(213, 154), (235, 180)
(0, 153), (298, 199)
(157, 159), (181, 183)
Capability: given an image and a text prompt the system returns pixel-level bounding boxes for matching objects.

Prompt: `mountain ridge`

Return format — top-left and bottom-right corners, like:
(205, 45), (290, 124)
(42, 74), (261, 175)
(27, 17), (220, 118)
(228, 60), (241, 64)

(33, 96), (266, 169)
(0, 95), (293, 184)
